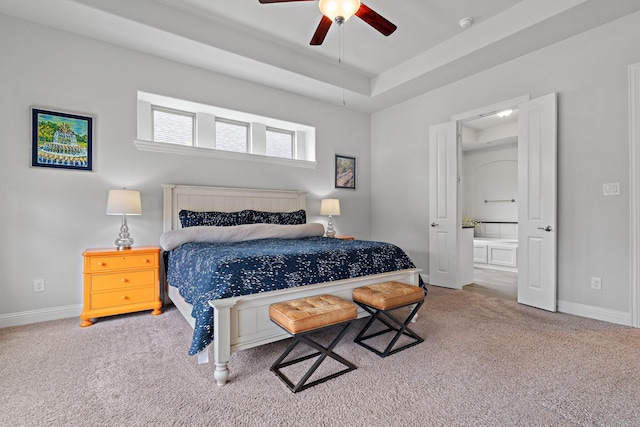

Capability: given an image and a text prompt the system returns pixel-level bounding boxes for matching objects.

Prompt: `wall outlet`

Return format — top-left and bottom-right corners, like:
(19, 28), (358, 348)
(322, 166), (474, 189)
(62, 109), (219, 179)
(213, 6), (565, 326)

(591, 277), (602, 290)
(603, 182), (620, 196)
(33, 279), (45, 293)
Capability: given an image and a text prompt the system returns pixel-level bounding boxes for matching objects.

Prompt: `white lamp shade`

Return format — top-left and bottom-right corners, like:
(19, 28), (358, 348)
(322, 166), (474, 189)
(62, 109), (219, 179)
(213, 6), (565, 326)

(318, 0), (361, 22)
(320, 198), (340, 216)
(106, 189), (142, 215)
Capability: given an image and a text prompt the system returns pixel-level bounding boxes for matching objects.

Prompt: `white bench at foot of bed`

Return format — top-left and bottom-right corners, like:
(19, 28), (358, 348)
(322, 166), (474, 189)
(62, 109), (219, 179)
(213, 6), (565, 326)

(169, 268), (421, 386)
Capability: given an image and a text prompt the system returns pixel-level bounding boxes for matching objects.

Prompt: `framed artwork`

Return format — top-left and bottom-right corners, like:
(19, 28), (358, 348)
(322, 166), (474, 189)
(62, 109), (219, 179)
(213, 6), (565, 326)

(335, 154), (356, 190)
(31, 108), (93, 171)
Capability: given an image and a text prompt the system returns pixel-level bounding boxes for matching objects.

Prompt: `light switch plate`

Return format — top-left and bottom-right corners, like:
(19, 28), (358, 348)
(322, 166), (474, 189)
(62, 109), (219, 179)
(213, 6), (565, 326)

(603, 182), (620, 196)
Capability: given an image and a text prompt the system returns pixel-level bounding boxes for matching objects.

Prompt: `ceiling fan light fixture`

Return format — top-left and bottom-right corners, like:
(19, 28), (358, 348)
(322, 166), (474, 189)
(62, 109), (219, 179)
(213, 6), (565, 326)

(318, 0), (361, 23)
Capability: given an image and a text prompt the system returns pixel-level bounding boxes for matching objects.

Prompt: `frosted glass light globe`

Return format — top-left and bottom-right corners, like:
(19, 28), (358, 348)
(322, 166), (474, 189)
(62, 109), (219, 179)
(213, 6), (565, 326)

(318, 0), (361, 22)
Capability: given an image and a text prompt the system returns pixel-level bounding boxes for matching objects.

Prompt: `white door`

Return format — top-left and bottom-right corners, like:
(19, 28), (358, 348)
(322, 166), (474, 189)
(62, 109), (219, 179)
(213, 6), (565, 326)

(428, 122), (459, 289)
(517, 93), (557, 311)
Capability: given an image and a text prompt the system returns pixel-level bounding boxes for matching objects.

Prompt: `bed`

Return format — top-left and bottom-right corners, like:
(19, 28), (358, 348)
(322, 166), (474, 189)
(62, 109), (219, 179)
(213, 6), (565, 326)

(161, 184), (423, 386)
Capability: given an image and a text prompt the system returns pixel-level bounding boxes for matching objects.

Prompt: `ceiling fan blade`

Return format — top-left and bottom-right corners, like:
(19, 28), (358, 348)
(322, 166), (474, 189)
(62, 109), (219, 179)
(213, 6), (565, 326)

(310, 15), (332, 45)
(355, 3), (397, 36)
(258, 0), (313, 3)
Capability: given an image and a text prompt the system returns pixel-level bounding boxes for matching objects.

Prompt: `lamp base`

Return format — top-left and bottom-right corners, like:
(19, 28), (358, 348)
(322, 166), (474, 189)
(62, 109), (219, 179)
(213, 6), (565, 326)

(326, 215), (336, 238)
(115, 215), (134, 250)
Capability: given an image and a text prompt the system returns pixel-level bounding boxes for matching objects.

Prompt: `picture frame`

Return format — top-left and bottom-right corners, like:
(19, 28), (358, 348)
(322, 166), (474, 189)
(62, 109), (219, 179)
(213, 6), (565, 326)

(335, 154), (356, 190)
(31, 108), (93, 171)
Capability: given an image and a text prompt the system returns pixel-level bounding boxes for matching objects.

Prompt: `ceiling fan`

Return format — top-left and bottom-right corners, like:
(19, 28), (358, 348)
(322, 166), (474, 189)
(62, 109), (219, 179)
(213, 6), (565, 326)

(258, 0), (397, 45)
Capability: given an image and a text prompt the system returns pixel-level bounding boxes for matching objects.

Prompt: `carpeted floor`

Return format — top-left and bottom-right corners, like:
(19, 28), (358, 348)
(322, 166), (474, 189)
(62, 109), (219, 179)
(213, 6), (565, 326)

(2, 285), (639, 426)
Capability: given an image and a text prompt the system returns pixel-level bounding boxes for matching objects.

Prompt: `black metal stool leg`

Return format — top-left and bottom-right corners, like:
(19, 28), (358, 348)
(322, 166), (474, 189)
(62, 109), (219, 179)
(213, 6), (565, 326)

(270, 321), (356, 393)
(271, 337), (303, 371)
(292, 321), (355, 391)
(353, 306), (378, 342)
(354, 300), (424, 357)
(378, 302), (424, 356)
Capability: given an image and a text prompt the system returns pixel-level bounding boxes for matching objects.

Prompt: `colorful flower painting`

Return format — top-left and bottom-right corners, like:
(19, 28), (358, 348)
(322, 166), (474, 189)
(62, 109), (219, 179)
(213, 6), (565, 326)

(32, 108), (93, 171)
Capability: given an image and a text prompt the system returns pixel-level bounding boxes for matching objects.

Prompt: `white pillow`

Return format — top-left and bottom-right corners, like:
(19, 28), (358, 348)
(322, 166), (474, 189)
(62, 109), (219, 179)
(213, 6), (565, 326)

(160, 222), (325, 251)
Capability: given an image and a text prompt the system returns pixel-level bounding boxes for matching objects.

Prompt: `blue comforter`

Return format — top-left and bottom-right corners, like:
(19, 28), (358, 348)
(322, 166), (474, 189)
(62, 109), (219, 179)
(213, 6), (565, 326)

(167, 236), (421, 355)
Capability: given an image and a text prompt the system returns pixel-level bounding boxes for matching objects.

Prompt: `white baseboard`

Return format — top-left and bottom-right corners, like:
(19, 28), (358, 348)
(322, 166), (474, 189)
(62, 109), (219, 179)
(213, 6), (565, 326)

(0, 304), (82, 328)
(1, 294), (628, 330)
(557, 300), (632, 326)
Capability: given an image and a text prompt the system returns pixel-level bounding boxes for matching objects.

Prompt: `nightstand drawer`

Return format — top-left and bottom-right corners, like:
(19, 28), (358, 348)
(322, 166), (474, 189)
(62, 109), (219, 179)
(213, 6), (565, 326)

(91, 286), (156, 310)
(90, 270), (156, 291)
(89, 254), (157, 272)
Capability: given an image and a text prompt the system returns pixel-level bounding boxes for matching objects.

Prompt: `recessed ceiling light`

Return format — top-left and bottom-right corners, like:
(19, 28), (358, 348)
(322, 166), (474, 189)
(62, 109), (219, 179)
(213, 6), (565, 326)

(496, 109), (513, 118)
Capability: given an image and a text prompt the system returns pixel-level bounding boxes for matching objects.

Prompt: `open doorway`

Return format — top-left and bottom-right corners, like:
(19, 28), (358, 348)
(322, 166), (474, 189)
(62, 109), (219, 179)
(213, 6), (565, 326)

(428, 93), (557, 311)
(459, 109), (519, 301)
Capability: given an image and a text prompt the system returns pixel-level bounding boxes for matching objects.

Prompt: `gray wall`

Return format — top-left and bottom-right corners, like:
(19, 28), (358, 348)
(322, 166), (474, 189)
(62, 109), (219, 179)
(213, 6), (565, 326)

(371, 11), (639, 316)
(0, 14), (371, 320)
(462, 143), (519, 223)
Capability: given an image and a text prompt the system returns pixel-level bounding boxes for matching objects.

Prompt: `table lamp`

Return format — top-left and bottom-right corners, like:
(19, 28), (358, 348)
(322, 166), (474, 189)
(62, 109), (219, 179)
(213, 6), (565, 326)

(320, 198), (340, 238)
(106, 188), (142, 250)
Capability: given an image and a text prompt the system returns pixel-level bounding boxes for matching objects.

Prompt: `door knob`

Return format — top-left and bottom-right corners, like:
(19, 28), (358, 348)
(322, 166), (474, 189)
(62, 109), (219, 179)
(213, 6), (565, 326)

(537, 225), (552, 232)
(431, 222), (439, 227)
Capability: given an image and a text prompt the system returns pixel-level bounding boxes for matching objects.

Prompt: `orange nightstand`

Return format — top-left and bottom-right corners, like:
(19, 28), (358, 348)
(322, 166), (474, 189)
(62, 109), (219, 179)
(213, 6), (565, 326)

(80, 246), (162, 327)
(335, 236), (355, 240)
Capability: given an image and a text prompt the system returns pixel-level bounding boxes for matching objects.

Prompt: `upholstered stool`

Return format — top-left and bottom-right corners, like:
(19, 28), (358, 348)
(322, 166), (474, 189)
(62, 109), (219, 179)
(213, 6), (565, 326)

(352, 281), (425, 357)
(269, 294), (357, 393)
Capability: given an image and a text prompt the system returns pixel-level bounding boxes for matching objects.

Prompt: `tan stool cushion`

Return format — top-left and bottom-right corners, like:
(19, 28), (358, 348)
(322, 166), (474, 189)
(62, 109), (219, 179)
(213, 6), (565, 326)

(352, 282), (424, 310)
(270, 295), (357, 334)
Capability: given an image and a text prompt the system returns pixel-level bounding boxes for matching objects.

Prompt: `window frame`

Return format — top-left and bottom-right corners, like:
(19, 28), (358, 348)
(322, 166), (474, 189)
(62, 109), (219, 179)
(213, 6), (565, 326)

(215, 117), (250, 153)
(135, 91), (316, 169)
(151, 105), (195, 146)
(265, 126), (295, 159)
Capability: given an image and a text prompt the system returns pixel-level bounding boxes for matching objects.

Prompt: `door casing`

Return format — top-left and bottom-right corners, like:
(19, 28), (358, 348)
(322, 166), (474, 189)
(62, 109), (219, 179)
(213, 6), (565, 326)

(428, 95), (558, 312)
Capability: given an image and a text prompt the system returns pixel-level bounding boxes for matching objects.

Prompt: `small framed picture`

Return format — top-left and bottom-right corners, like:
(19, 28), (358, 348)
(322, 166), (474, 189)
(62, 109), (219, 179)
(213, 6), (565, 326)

(31, 108), (93, 171)
(335, 154), (356, 190)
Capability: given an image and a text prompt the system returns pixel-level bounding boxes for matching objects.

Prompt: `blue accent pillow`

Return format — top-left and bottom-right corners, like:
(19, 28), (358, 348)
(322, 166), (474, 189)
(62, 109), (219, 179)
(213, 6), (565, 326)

(250, 209), (306, 225)
(179, 209), (253, 228)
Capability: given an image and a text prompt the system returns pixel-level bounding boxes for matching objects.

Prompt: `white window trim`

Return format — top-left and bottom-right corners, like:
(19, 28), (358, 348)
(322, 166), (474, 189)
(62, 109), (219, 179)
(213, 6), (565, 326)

(151, 105), (195, 145)
(135, 91), (317, 169)
(215, 117), (250, 153)
(266, 126), (295, 159)
(133, 139), (317, 169)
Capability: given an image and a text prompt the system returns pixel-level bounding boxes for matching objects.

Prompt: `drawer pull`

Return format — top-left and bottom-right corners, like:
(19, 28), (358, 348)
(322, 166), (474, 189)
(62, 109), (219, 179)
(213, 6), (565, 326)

(121, 295), (128, 300)
(120, 278), (128, 283)
(143, 259), (150, 263)
(98, 262), (105, 266)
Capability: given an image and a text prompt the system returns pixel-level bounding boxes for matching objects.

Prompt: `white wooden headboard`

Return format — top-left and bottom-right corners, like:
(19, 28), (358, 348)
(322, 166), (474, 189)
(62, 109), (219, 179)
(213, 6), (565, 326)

(162, 184), (307, 232)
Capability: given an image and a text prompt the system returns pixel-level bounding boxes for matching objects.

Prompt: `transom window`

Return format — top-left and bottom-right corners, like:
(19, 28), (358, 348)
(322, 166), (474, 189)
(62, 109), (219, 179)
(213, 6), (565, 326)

(152, 107), (194, 146)
(215, 118), (249, 153)
(266, 127), (294, 159)
(135, 91), (316, 168)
